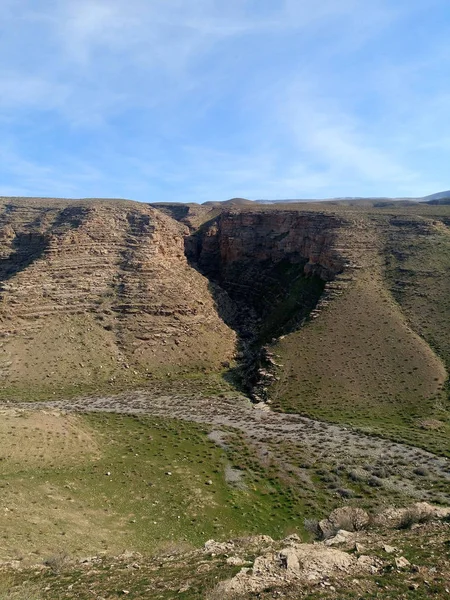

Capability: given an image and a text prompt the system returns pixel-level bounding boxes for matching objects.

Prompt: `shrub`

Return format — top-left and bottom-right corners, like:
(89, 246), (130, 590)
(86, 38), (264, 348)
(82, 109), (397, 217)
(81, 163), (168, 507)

(328, 507), (370, 532)
(367, 476), (383, 488)
(43, 551), (69, 572)
(336, 487), (354, 499)
(303, 518), (321, 539)
(413, 466), (430, 477)
(397, 507), (434, 530)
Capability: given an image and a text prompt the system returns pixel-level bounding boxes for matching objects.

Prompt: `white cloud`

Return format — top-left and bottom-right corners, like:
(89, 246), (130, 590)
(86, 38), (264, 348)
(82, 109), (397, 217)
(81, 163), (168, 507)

(0, 0), (449, 200)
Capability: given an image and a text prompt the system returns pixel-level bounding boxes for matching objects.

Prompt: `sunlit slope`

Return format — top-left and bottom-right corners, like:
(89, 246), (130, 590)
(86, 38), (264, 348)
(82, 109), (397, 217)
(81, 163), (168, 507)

(270, 261), (448, 453)
(384, 214), (450, 382)
(0, 200), (236, 400)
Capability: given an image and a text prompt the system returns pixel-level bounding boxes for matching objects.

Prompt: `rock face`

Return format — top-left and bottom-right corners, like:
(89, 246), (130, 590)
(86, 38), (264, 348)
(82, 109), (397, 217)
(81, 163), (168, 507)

(0, 198), (236, 395)
(0, 199), (352, 397)
(185, 209), (346, 343)
(186, 209), (345, 283)
(215, 539), (366, 596)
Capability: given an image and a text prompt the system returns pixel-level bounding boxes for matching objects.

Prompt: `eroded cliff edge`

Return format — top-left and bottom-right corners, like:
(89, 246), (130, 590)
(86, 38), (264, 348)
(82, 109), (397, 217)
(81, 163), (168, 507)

(182, 209), (348, 397)
(0, 199), (348, 399)
(0, 199), (237, 398)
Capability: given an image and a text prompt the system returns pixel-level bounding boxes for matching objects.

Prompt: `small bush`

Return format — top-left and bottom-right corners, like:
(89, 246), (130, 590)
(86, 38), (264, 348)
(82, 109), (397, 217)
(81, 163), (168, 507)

(413, 466), (430, 477)
(397, 507), (434, 530)
(43, 551), (69, 572)
(348, 469), (366, 482)
(367, 476), (383, 488)
(336, 487), (355, 499)
(304, 518), (321, 539)
(328, 506), (370, 532)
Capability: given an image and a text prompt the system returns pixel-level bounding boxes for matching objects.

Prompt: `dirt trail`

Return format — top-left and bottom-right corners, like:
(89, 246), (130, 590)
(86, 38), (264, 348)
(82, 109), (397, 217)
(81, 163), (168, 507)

(3, 391), (450, 490)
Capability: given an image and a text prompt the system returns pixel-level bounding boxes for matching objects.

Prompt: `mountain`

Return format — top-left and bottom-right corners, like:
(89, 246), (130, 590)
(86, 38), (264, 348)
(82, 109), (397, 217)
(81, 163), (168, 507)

(422, 190), (450, 204)
(0, 196), (447, 453)
(0, 195), (449, 598)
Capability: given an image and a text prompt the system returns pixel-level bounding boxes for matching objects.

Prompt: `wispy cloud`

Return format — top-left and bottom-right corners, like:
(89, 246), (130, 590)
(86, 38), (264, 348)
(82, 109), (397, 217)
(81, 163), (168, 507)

(0, 0), (449, 200)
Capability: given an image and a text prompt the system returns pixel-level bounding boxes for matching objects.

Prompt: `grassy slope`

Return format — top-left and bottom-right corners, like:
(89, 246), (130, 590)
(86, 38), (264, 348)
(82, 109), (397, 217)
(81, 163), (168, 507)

(0, 410), (313, 564)
(384, 214), (450, 388)
(0, 312), (236, 402)
(3, 406), (442, 567)
(269, 228), (449, 454)
(3, 514), (450, 599)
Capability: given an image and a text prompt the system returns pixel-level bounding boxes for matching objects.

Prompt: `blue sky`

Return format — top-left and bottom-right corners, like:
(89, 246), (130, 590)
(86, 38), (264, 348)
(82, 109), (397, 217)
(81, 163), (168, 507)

(1, 0), (449, 202)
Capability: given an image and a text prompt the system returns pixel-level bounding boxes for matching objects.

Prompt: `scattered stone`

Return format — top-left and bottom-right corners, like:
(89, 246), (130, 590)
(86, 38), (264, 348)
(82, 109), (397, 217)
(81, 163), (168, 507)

(357, 555), (380, 572)
(383, 544), (396, 554)
(226, 556), (247, 566)
(418, 419), (445, 430)
(325, 529), (355, 546)
(395, 556), (411, 569)
(215, 540), (357, 596)
(204, 540), (235, 555)
(279, 548), (300, 574)
(253, 402), (270, 412)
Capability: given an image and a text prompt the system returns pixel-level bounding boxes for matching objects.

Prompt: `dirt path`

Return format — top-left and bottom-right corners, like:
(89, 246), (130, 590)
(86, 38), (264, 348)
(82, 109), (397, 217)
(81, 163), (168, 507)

(4, 390), (450, 492)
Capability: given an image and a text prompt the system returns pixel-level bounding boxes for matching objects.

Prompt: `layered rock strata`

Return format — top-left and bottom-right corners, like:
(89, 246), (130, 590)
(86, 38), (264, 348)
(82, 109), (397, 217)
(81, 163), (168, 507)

(0, 199), (236, 394)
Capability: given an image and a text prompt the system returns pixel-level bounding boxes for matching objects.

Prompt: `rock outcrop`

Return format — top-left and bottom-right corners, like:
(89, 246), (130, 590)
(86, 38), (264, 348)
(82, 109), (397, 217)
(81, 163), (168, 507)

(186, 209), (346, 283)
(0, 199), (354, 397)
(0, 198), (236, 395)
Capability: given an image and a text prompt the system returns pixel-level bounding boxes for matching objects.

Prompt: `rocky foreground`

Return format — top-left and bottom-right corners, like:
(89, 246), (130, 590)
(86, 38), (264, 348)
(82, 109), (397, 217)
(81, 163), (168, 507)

(2, 503), (450, 599)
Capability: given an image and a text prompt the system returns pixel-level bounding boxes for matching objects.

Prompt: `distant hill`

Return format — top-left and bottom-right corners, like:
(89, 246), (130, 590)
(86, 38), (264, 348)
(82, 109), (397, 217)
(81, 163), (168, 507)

(256, 196), (417, 205)
(202, 197), (254, 206)
(422, 190), (450, 205)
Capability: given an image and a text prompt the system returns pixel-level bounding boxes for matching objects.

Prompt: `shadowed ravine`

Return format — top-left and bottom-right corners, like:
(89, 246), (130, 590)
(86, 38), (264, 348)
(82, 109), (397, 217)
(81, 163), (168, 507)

(183, 210), (344, 398)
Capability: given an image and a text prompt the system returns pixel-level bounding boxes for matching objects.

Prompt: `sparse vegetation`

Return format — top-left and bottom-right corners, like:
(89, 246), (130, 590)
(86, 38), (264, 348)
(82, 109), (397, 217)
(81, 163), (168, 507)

(396, 506), (434, 530)
(0, 198), (449, 598)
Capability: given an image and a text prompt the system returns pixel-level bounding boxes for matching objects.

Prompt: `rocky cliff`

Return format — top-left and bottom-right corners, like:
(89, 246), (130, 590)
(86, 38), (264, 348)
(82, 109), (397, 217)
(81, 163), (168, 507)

(0, 198), (237, 398)
(0, 199), (351, 399)
(186, 209), (345, 280)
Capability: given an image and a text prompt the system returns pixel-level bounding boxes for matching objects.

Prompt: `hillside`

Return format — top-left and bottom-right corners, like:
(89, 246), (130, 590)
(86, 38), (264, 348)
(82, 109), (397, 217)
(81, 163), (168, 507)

(268, 207), (450, 453)
(0, 196), (449, 599)
(422, 190), (450, 203)
(0, 198), (236, 400)
(0, 198), (448, 450)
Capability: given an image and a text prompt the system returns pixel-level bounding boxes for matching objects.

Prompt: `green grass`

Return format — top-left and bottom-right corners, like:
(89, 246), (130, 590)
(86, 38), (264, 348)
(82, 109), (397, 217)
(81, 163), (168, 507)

(383, 213), (450, 396)
(269, 272), (450, 456)
(0, 412), (312, 563)
(0, 371), (237, 403)
(3, 407), (436, 569)
(265, 207), (450, 457)
(4, 518), (450, 600)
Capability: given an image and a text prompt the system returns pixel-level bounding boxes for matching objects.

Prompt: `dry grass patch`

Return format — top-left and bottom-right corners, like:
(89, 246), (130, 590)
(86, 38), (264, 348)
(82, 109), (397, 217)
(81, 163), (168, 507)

(0, 409), (99, 471)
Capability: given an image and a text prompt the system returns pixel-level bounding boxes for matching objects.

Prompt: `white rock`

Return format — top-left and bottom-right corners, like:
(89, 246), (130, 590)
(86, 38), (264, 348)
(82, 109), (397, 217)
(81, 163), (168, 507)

(325, 530), (355, 546)
(226, 556), (247, 566)
(395, 556), (411, 569)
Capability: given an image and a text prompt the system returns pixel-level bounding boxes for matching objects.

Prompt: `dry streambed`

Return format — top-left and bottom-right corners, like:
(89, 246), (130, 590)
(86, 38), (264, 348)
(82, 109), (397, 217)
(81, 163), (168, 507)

(4, 391), (450, 503)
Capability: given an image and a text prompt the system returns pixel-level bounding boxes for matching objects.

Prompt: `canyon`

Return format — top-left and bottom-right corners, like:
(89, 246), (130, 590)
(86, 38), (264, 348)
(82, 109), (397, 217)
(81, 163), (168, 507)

(0, 195), (449, 599)
(0, 198), (351, 400)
